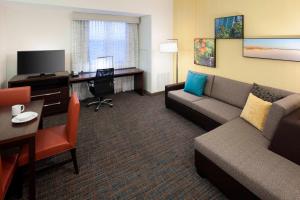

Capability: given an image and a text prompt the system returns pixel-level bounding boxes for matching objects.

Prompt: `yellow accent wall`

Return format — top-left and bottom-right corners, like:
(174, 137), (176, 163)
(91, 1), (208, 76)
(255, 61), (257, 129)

(174, 0), (300, 92)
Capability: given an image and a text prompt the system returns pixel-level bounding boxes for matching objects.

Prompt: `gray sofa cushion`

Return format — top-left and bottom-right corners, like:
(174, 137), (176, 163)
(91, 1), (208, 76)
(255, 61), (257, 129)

(211, 76), (252, 108)
(190, 71), (215, 96)
(263, 94), (300, 140)
(168, 89), (206, 107)
(191, 98), (242, 124)
(259, 84), (292, 98)
(251, 83), (285, 102)
(194, 118), (300, 200)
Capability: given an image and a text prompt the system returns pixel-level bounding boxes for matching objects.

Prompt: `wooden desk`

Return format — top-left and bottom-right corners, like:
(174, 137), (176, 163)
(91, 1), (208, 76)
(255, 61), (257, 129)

(70, 68), (144, 95)
(0, 100), (44, 200)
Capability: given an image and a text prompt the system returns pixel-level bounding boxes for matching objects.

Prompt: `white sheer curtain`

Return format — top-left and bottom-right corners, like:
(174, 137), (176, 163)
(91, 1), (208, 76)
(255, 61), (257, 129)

(71, 20), (138, 99)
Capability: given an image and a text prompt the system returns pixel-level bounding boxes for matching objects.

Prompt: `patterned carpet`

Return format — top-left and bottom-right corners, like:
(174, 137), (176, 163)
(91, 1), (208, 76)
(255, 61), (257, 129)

(18, 92), (227, 200)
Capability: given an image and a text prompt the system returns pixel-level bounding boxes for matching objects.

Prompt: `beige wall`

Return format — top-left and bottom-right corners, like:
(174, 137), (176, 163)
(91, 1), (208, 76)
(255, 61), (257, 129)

(2, 0), (174, 92)
(4, 3), (72, 83)
(174, 0), (300, 92)
(0, 2), (6, 87)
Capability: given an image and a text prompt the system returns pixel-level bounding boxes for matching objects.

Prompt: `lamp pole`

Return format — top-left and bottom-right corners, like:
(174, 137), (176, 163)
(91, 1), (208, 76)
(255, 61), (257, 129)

(160, 39), (179, 84)
(176, 49), (178, 83)
(168, 39), (178, 83)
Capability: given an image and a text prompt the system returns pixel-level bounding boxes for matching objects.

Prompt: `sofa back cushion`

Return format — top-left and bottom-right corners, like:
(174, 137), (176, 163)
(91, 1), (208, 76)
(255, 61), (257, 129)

(190, 71), (215, 96)
(253, 84), (292, 101)
(211, 76), (252, 108)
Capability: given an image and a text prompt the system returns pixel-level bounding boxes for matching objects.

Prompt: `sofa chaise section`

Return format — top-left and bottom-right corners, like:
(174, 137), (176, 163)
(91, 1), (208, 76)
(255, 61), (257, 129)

(194, 118), (300, 200)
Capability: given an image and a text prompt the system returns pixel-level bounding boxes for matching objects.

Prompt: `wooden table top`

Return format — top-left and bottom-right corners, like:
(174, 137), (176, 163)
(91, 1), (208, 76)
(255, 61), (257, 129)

(70, 67), (144, 83)
(0, 100), (44, 145)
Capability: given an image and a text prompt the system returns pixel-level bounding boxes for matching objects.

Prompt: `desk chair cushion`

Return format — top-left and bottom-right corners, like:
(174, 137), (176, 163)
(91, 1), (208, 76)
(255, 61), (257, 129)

(18, 125), (72, 166)
(0, 86), (31, 106)
(0, 154), (19, 199)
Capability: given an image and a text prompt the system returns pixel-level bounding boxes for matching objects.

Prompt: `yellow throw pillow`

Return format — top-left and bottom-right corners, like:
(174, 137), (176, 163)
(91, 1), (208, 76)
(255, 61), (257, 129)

(240, 93), (272, 131)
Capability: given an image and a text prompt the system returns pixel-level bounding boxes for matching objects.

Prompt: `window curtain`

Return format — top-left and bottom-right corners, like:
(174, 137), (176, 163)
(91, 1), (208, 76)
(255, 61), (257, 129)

(71, 20), (139, 100)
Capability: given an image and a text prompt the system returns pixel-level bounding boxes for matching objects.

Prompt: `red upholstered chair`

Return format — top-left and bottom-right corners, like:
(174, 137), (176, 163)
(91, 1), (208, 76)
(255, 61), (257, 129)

(0, 86), (31, 106)
(18, 93), (80, 174)
(0, 154), (19, 200)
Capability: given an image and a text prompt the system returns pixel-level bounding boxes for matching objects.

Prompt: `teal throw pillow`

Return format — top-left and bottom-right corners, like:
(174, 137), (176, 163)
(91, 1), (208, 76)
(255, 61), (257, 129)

(184, 71), (207, 96)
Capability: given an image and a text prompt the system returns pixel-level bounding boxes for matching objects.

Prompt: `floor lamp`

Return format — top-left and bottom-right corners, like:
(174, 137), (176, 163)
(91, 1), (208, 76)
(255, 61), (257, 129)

(160, 39), (179, 83)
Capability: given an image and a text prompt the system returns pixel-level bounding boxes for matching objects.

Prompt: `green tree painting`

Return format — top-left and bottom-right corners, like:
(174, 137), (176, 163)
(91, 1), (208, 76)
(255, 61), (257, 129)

(194, 38), (216, 67)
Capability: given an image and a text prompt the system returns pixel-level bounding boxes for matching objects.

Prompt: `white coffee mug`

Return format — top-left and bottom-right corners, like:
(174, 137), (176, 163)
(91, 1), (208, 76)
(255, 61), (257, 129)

(12, 104), (25, 116)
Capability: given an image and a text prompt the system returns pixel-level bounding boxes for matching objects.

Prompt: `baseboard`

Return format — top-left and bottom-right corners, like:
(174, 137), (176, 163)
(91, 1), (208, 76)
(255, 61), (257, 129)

(144, 90), (165, 96)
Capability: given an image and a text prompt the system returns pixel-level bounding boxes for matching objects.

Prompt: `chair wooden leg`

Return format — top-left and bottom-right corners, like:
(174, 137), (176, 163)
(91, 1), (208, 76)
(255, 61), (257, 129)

(70, 149), (79, 174)
(10, 166), (25, 199)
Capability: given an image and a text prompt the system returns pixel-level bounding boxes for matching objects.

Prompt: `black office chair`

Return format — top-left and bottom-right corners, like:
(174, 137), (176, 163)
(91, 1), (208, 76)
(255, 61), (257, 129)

(87, 68), (114, 112)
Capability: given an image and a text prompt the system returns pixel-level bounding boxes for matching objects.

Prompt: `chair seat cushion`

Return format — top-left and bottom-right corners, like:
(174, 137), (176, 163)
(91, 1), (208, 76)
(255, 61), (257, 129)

(18, 125), (72, 166)
(1, 154), (18, 195)
(194, 118), (300, 200)
(168, 89), (207, 107)
(191, 98), (242, 124)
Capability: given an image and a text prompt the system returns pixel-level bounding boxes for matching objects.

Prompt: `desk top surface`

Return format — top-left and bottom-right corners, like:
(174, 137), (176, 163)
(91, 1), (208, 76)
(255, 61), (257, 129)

(9, 71), (69, 83)
(70, 67), (144, 83)
(0, 100), (43, 145)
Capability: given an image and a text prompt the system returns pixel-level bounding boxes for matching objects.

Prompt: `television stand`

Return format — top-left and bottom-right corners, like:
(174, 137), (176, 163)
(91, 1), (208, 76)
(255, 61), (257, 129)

(8, 72), (69, 116)
(27, 73), (56, 79)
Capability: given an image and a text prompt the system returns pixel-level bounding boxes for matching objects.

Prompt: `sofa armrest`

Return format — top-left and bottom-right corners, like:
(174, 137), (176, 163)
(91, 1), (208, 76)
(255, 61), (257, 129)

(263, 94), (300, 140)
(165, 82), (185, 93)
(165, 82), (185, 107)
(269, 108), (300, 165)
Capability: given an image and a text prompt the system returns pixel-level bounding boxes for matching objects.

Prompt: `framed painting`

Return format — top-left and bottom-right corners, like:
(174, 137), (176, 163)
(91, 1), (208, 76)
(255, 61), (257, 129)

(243, 38), (300, 62)
(215, 15), (244, 39)
(194, 38), (216, 67)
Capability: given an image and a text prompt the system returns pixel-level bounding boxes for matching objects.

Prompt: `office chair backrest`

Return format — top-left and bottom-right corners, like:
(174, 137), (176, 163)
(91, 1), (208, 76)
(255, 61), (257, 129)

(94, 68), (114, 96)
(66, 93), (80, 147)
(0, 86), (31, 106)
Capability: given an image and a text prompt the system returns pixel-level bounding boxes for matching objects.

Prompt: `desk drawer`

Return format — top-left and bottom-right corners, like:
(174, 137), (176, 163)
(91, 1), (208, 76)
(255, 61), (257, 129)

(42, 100), (68, 116)
(31, 87), (69, 116)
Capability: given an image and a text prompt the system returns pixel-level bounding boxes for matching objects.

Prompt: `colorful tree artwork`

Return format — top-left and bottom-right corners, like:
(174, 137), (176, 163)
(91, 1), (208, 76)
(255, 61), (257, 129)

(215, 15), (244, 39)
(194, 38), (216, 67)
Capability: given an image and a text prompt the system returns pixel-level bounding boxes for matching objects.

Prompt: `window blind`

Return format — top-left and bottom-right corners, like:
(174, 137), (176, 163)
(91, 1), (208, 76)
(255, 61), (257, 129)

(72, 12), (140, 24)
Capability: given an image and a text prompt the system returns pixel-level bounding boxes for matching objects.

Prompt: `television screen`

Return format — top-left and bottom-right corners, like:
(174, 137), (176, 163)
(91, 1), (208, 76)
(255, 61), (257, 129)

(17, 50), (65, 74)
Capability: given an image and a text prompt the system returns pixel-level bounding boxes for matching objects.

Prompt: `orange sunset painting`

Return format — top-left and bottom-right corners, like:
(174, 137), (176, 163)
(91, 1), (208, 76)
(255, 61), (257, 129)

(243, 39), (300, 62)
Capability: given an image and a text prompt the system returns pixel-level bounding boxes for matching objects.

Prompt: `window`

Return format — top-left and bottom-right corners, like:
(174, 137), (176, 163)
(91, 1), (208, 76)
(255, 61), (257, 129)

(72, 20), (138, 72)
(71, 19), (138, 99)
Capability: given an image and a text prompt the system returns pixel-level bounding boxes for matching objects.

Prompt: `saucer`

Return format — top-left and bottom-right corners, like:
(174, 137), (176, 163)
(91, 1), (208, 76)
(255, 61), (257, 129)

(12, 112), (38, 124)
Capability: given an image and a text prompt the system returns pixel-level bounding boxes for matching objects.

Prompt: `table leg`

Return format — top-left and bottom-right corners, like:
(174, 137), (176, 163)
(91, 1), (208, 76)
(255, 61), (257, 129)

(28, 137), (36, 200)
(134, 73), (144, 96)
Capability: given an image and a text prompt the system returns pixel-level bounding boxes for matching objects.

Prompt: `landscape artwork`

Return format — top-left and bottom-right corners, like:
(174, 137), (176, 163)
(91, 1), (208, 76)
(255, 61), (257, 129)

(243, 39), (300, 62)
(215, 15), (244, 39)
(194, 38), (216, 67)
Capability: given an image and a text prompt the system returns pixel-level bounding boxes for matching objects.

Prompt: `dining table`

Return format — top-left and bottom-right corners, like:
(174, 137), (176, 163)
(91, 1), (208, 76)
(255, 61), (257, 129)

(0, 100), (44, 200)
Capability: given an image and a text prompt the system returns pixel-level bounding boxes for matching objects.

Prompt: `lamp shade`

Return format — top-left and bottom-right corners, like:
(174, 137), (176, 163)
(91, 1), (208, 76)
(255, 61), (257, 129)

(160, 41), (178, 53)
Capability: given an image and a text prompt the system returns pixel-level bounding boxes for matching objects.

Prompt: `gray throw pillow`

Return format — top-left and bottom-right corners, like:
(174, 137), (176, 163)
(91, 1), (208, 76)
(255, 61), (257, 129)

(251, 83), (284, 103)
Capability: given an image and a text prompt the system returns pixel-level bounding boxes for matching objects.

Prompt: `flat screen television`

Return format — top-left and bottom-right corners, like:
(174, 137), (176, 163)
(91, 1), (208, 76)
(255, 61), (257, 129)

(17, 50), (65, 75)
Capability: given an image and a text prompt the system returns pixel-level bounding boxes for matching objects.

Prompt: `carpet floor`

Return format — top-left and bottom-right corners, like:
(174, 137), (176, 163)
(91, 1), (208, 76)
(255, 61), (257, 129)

(18, 92), (227, 200)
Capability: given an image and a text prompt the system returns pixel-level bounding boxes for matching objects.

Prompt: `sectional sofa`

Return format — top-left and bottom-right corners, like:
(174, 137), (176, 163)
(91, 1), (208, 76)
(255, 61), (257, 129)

(165, 72), (300, 200)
